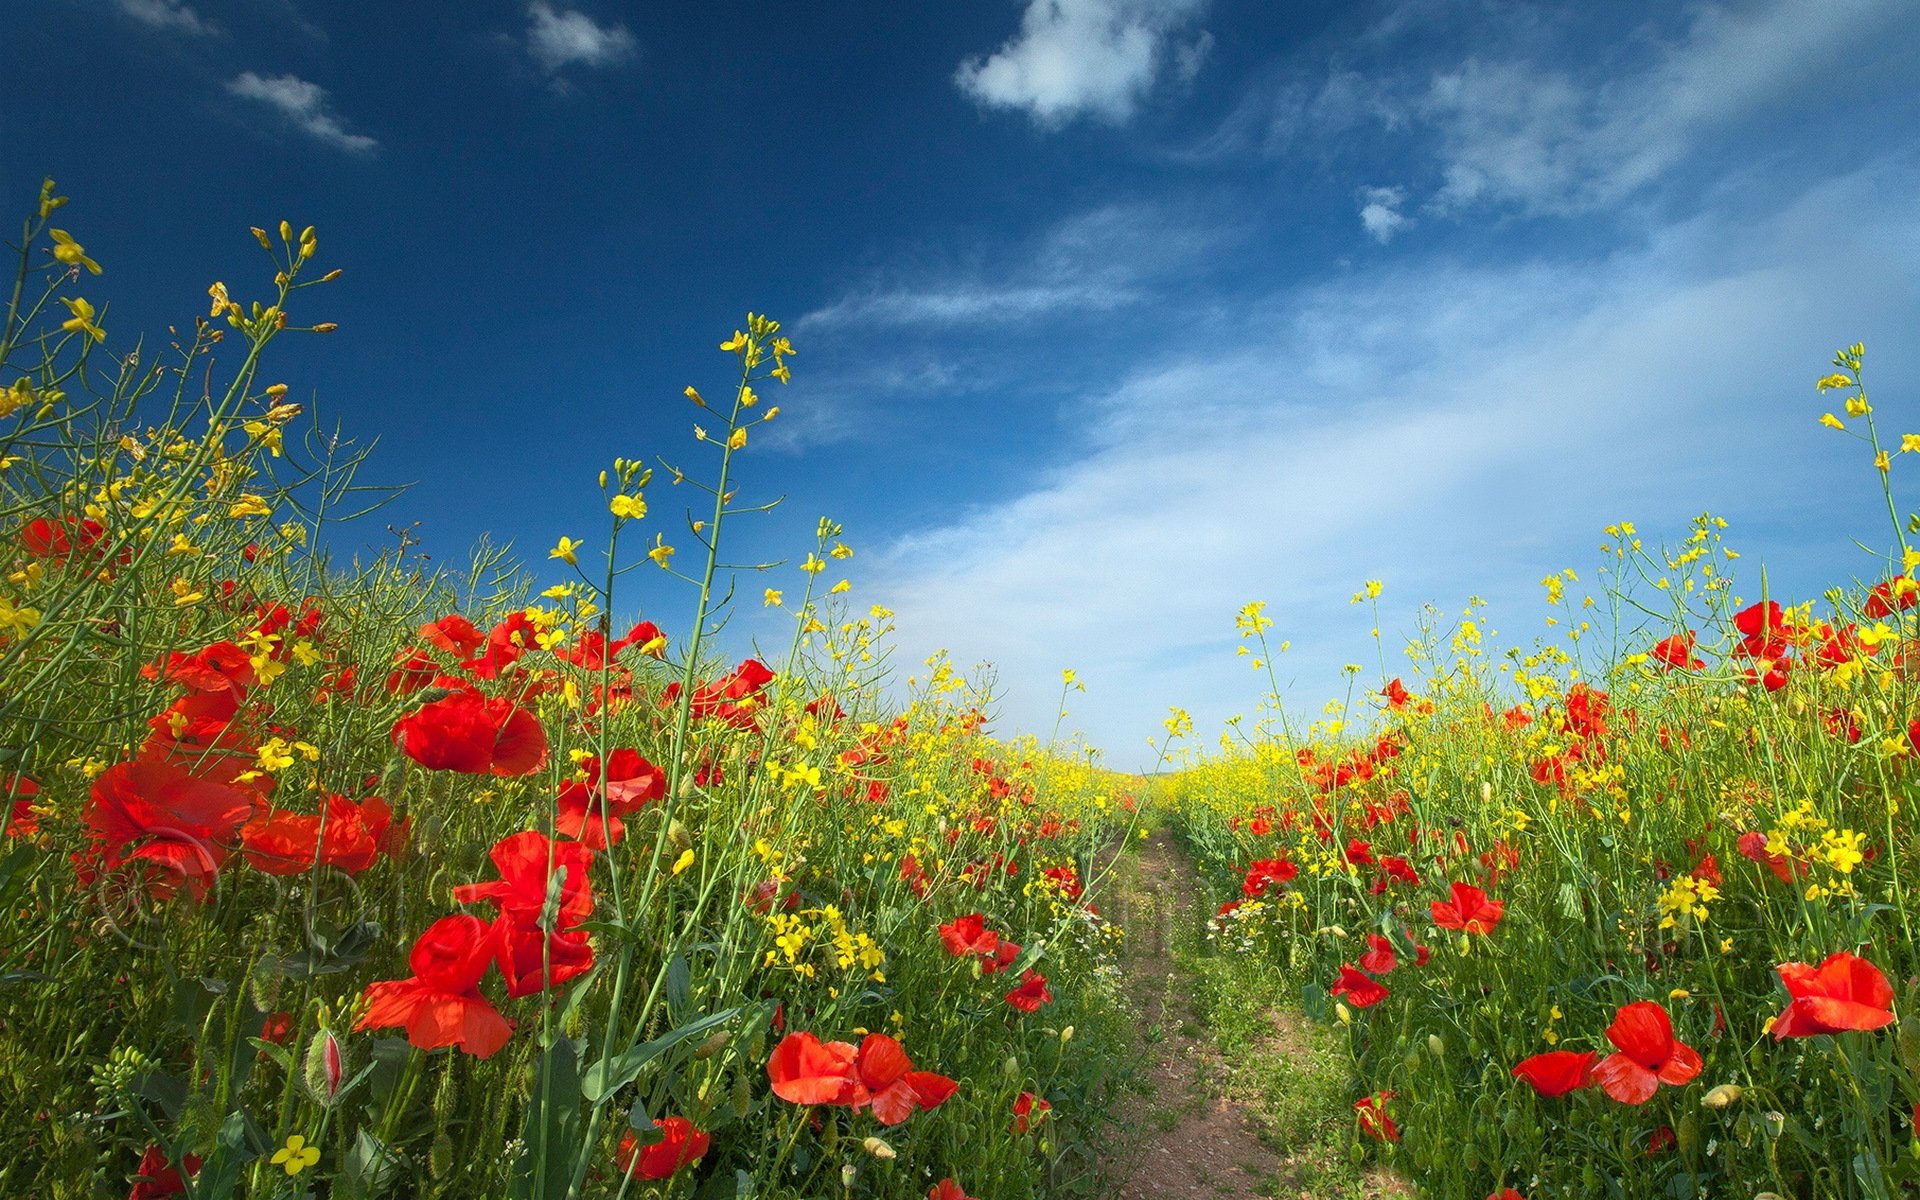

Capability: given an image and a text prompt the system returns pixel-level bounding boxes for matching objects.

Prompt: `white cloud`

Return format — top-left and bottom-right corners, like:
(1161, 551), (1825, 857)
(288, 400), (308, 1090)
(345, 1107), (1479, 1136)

(119, 0), (215, 35)
(861, 161), (1920, 769)
(803, 203), (1227, 330)
(227, 73), (377, 154)
(1357, 185), (1411, 243)
(1418, 0), (1914, 216)
(526, 2), (635, 74)
(956, 0), (1210, 126)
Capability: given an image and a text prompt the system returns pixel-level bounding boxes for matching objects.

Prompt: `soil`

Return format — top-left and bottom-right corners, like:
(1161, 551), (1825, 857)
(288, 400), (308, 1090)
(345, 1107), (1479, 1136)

(1109, 831), (1291, 1199)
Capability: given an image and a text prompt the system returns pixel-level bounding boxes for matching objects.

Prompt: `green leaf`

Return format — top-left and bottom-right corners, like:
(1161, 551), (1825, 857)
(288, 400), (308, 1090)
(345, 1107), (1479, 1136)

(336, 1129), (404, 1200)
(510, 1039), (584, 1200)
(580, 1005), (747, 1102)
(665, 952), (692, 1018)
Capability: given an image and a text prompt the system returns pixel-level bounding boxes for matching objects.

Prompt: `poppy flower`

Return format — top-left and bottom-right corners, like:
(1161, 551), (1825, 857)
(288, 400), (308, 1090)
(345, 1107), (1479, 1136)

(127, 1143), (201, 1200)
(1650, 632), (1705, 671)
(853, 1033), (959, 1125)
(462, 612), (538, 679)
(1510, 1049), (1597, 1097)
(419, 614), (485, 659)
(147, 641), (256, 699)
(241, 794), (404, 877)
(616, 1117), (711, 1180)
(1591, 1001), (1701, 1105)
(982, 940), (1022, 975)
(609, 619), (668, 659)
(1242, 856), (1298, 898)
(84, 759), (258, 894)
(1005, 969), (1053, 1013)
(929, 1180), (976, 1200)
(767, 1032), (862, 1106)
(20, 515), (107, 564)
(554, 749), (665, 849)
(1488, 1191), (1525, 1200)
(1012, 1090), (1051, 1133)
(939, 913), (1001, 959)
(1354, 1092), (1398, 1141)
(391, 690), (548, 776)
(1330, 964), (1388, 1008)
(1358, 933), (1398, 975)
(453, 830), (595, 931)
(766, 1032), (956, 1124)
(1771, 951), (1896, 1038)
(357, 914), (513, 1058)
(495, 922), (595, 998)
(4, 774), (41, 838)
(1431, 881), (1504, 934)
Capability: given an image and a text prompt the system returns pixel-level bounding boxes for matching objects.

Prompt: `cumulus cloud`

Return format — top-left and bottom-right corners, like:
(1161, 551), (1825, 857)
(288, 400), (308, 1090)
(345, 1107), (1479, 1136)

(1357, 185), (1411, 243)
(860, 162), (1920, 768)
(956, 0), (1210, 126)
(526, 2), (635, 75)
(118, 0), (215, 35)
(227, 72), (377, 154)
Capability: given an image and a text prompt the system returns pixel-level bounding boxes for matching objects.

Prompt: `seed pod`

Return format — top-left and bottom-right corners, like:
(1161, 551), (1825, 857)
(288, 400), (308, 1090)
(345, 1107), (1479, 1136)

(1701, 1083), (1742, 1109)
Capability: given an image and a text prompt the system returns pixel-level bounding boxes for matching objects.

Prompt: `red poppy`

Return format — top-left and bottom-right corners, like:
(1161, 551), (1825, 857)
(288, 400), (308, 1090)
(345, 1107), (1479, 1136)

(1330, 964), (1388, 1008)
(4, 774), (41, 838)
(1013, 1090), (1052, 1133)
(1771, 951), (1896, 1038)
(1005, 969), (1053, 1013)
(1488, 1191), (1525, 1200)
(554, 749), (665, 849)
(241, 794), (404, 876)
(1866, 576), (1918, 617)
(259, 1011), (294, 1045)
(418, 614), (484, 658)
(453, 830), (595, 932)
(357, 914), (513, 1058)
(1736, 830), (1799, 883)
(391, 690), (548, 776)
(1354, 1092), (1398, 1141)
(929, 1180), (976, 1200)
(767, 1032), (861, 1105)
(616, 1117), (711, 1180)
(1650, 632), (1705, 671)
(1242, 856), (1298, 898)
(982, 940), (1022, 975)
(766, 1032), (956, 1124)
(1510, 1049), (1597, 1096)
(495, 921), (595, 998)
(84, 759), (258, 894)
(20, 515), (107, 564)
(939, 913), (1002, 958)
(1591, 1001), (1700, 1104)
(1358, 933), (1397, 975)
(462, 611), (539, 679)
(1431, 881), (1504, 934)
(1382, 678), (1411, 709)
(609, 619), (668, 659)
(127, 1143), (201, 1200)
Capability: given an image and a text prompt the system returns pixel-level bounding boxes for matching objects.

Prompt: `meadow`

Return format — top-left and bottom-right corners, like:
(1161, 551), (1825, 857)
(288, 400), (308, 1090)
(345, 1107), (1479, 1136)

(6, 181), (1918, 1200)
(0, 186), (1137, 1199)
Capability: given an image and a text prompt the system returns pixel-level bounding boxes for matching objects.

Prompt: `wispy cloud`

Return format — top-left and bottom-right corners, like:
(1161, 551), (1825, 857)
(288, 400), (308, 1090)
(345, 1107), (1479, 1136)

(1192, 0), (1916, 222)
(118, 0), (216, 36)
(526, 2), (635, 76)
(956, 0), (1210, 126)
(862, 161), (1920, 767)
(802, 203), (1229, 331)
(227, 72), (377, 154)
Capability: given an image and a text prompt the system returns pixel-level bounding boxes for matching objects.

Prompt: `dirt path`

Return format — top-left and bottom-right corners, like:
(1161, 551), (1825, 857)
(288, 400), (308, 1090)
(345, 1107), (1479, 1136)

(1109, 830), (1286, 1199)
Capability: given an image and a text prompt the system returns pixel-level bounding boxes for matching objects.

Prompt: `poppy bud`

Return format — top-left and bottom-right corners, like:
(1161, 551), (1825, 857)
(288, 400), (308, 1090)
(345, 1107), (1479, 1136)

(732, 1071), (751, 1118)
(693, 1030), (729, 1059)
(1427, 1034), (1445, 1059)
(303, 1028), (346, 1105)
(861, 1137), (895, 1160)
(1701, 1083), (1742, 1109)
(668, 820), (693, 856)
(1059, 1026), (1074, 1045)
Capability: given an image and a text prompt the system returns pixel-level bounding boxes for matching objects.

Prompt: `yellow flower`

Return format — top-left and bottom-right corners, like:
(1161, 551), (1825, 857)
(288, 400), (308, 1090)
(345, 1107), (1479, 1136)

(1902, 433), (1920, 454)
(672, 848), (696, 875)
(649, 537), (674, 568)
(0, 597), (42, 637)
(271, 1134), (321, 1177)
(609, 494), (646, 520)
(1817, 372), (1854, 391)
(549, 536), (582, 565)
(728, 426), (748, 451)
(48, 230), (101, 275)
(59, 296), (105, 342)
(764, 588), (784, 607)
(1819, 413), (1846, 430)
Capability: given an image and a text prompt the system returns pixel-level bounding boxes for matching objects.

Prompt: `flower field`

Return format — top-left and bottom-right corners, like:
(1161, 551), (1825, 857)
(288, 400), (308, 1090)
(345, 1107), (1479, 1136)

(1163, 392), (1920, 1194)
(10, 179), (1920, 1200)
(0, 188), (1138, 1199)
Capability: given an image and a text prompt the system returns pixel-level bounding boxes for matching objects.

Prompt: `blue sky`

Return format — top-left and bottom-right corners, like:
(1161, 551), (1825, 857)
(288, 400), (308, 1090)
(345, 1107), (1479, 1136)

(9, 0), (1920, 768)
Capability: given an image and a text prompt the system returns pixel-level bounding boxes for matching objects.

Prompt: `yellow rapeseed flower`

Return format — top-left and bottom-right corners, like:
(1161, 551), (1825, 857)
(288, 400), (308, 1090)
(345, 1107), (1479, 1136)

(49, 230), (101, 274)
(549, 536), (582, 565)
